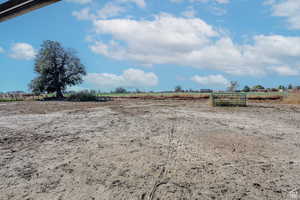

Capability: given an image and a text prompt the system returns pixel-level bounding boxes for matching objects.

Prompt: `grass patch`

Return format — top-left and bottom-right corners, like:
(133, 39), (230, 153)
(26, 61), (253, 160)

(282, 93), (300, 104)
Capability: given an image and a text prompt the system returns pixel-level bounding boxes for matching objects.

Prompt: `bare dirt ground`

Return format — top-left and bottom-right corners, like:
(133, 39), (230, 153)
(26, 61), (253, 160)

(1, 100), (300, 200)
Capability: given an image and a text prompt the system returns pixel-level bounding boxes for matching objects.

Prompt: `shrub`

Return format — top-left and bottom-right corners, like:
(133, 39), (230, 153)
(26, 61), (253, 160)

(67, 91), (98, 102)
(242, 85), (250, 92)
(252, 85), (265, 90)
(174, 85), (182, 93)
(114, 87), (127, 93)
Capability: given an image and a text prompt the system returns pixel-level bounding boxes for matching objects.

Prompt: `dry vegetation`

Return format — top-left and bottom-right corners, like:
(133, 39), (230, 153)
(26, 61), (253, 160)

(282, 93), (300, 105)
(1, 99), (300, 200)
(113, 93), (286, 101)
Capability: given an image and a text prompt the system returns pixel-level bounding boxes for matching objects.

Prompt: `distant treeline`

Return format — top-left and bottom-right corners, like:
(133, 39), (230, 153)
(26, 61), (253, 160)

(2, 84), (300, 96)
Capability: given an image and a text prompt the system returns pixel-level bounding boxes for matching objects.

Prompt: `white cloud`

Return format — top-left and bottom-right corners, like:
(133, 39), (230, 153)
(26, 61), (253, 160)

(0, 46), (4, 53)
(90, 14), (219, 63)
(271, 66), (299, 76)
(263, 0), (276, 6)
(9, 43), (36, 60)
(73, 4), (125, 21)
(210, 6), (227, 16)
(72, 8), (95, 21)
(181, 7), (197, 18)
(117, 0), (146, 8)
(169, 0), (183, 2)
(85, 68), (159, 89)
(194, 0), (229, 3)
(87, 14), (300, 76)
(68, 85), (89, 92)
(97, 3), (126, 19)
(191, 74), (230, 87)
(66, 0), (92, 4)
(172, 0), (228, 16)
(267, 0), (300, 30)
(214, 0), (229, 3)
(72, 0), (144, 21)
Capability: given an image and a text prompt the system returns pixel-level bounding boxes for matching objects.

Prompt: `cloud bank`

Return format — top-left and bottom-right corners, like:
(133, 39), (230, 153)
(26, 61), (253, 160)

(85, 68), (159, 89)
(191, 74), (229, 87)
(267, 0), (300, 30)
(9, 43), (36, 60)
(88, 14), (300, 76)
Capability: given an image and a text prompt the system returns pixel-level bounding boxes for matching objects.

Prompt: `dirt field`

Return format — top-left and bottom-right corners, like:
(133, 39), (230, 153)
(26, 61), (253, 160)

(1, 100), (300, 200)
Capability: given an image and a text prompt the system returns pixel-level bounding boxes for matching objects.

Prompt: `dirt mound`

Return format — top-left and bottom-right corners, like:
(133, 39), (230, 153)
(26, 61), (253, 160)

(115, 94), (210, 100)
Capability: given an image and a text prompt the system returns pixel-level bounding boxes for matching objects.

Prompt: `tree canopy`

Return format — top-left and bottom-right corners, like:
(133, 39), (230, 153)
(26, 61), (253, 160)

(114, 87), (127, 94)
(174, 85), (182, 93)
(278, 85), (286, 90)
(29, 40), (86, 98)
(242, 85), (250, 92)
(252, 85), (265, 90)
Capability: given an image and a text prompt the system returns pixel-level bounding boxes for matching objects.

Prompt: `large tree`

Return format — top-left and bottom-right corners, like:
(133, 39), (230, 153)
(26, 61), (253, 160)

(29, 40), (86, 98)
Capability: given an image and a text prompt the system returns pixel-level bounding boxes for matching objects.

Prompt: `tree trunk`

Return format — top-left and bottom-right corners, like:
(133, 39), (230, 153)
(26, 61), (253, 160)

(56, 88), (64, 99)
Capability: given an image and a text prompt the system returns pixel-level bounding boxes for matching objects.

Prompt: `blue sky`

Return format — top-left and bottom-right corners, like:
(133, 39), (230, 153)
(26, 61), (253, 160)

(1, 0), (300, 92)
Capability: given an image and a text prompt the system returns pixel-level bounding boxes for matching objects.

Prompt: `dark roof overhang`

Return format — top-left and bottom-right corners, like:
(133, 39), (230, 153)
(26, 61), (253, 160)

(0, 0), (61, 22)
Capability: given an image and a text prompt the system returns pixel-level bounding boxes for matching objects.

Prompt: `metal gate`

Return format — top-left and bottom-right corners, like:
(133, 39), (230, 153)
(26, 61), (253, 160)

(210, 92), (247, 107)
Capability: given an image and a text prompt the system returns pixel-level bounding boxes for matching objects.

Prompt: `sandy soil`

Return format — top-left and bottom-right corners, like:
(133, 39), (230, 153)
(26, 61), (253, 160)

(1, 100), (300, 200)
